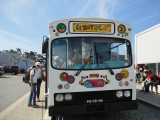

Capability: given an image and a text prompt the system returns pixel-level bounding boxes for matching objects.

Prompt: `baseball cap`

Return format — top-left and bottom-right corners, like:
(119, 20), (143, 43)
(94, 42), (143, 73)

(35, 62), (41, 66)
(54, 56), (60, 61)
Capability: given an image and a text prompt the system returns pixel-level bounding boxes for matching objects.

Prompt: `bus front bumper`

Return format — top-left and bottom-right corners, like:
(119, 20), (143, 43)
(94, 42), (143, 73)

(49, 100), (138, 116)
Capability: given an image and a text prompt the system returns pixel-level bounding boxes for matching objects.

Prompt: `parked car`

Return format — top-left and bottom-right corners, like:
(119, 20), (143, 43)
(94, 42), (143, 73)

(0, 67), (4, 76)
(10, 66), (20, 75)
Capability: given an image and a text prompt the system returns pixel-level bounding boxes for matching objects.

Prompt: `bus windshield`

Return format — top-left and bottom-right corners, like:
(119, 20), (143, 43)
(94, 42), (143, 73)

(51, 37), (132, 70)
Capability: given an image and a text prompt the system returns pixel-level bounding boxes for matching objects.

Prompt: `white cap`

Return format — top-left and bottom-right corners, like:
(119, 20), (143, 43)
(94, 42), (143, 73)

(35, 62), (41, 66)
(54, 56), (60, 61)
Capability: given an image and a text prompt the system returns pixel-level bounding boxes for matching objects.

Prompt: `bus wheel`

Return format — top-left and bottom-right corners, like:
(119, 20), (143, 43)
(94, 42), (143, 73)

(51, 115), (64, 120)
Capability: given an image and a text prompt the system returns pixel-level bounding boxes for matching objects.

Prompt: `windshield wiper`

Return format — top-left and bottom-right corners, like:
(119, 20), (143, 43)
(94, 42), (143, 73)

(94, 42), (114, 75)
(74, 56), (92, 76)
(97, 53), (114, 75)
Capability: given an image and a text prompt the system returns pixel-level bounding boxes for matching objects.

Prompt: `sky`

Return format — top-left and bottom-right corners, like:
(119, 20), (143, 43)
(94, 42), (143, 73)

(0, 0), (159, 54)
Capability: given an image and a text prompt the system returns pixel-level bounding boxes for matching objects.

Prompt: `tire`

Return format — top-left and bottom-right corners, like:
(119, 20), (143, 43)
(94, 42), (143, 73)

(51, 115), (64, 120)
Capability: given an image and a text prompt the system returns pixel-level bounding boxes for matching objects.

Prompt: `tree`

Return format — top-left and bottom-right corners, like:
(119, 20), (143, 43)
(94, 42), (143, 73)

(16, 48), (22, 54)
(37, 54), (43, 59)
(10, 49), (15, 53)
(24, 52), (30, 58)
(30, 51), (35, 60)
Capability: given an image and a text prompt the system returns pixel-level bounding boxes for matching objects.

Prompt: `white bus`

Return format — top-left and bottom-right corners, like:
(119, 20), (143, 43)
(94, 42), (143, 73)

(42, 18), (137, 120)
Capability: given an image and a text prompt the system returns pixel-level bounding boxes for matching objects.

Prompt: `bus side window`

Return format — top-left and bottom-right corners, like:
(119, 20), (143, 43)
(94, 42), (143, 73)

(52, 40), (67, 69)
(111, 43), (119, 61)
(111, 42), (128, 61)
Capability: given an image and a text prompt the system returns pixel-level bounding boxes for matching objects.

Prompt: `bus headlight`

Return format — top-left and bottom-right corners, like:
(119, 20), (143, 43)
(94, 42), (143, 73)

(124, 90), (131, 98)
(65, 94), (72, 101)
(116, 91), (123, 98)
(55, 94), (64, 102)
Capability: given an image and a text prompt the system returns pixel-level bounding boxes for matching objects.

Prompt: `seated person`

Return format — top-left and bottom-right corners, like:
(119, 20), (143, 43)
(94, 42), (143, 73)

(53, 56), (63, 68)
(71, 46), (83, 65)
(144, 71), (159, 93)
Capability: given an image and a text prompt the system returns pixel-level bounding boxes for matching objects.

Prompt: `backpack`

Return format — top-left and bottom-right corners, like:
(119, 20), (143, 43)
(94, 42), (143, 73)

(152, 74), (160, 82)
(22, 69), (35, 83)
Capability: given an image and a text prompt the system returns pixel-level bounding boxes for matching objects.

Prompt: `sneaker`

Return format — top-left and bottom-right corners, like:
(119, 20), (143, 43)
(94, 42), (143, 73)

(139, 90), (144, 92)
(32, 104), (39, 108)
(28, 104), (32, 107)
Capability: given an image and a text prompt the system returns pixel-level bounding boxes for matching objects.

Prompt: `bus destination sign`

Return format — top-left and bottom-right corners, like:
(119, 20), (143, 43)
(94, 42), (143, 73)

(70, 22), (114, 34)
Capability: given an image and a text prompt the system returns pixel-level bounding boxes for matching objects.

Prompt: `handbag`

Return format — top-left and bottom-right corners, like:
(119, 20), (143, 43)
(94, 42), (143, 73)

(42, 73), (46, 81)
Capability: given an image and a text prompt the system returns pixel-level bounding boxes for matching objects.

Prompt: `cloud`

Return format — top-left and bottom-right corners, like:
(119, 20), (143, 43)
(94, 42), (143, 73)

(75, 0), (119, 18)
(101, 0), (120, 18)
(0, 29), (32, 43)
(132, 13), (160, 26)
(98, 0), (106, 18)
(0, 29), (41, 53)
(1, 0), (36, 27)
(75, 0), (92, 17)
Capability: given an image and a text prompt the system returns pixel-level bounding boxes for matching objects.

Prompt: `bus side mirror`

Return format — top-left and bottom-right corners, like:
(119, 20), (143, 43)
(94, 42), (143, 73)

(42, 36), (49, 54)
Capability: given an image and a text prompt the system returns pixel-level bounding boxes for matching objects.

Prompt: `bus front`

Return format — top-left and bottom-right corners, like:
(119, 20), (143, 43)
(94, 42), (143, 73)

(43, 18), (137, 119)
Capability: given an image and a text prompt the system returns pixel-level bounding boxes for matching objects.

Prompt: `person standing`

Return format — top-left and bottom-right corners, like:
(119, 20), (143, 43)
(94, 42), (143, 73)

(135, 65), (141, 84)
(37, 63), (43, 102)
(28, 62), (41, 108)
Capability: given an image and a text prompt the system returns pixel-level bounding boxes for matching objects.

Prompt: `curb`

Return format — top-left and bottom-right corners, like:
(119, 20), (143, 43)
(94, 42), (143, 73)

(43, 109), (51, 120)
(0, 92), (30, 119)
(137, 97), (160, 108)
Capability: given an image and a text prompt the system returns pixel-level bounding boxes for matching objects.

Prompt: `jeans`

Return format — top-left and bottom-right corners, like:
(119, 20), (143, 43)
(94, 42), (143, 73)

(144, 82), (153, 92)
(144, 82), (149, 92)
(37, 79), (42, 99)
(28, 83), (37, 106)
(145, 82), (151, 86)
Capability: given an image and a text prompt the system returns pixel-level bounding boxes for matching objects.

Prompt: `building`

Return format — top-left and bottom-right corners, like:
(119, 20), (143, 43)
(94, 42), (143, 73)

(135, 24), (160, 75)
(0, 52), (34, 71)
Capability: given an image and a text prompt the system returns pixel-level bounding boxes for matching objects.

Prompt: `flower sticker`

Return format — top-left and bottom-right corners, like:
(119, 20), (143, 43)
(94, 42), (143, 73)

(59, 72), (75, 84)
(115, 73), (123, 81)
(121, 69), (129, 79)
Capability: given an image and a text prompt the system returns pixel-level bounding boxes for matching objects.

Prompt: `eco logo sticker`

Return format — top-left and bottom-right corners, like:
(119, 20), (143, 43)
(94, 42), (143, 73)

(57, 23), (66, 33)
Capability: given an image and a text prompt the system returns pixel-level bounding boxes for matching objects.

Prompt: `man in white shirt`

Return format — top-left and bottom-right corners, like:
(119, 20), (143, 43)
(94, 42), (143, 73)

(28, 62), (41, 108)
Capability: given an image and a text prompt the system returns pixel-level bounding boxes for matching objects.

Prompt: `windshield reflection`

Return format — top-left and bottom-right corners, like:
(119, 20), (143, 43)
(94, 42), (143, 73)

(51, 37), (132, 70)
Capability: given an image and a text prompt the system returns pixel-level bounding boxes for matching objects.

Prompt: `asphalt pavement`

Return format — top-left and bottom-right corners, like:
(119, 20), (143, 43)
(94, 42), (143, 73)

(0, 80), (47, 120)
(136, 83), (160, 108)
(0, 81), (160, 120)
(0, 74), (30, 112)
